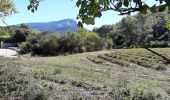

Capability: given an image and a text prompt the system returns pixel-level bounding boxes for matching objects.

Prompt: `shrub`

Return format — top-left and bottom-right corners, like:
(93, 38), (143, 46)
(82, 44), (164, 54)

(0, 35), (11, 42)
(106, 38), (113, 49)
(19, 42), (29, 54)
(21, 28), (112, 56)
(58, 29), (107, 54)
(12, 28), (32, 43)
(26, 33), (60, 56)
(53, 68), (62, 75)
(145, 40), (169, 48)
(23, 83), (48, 100)
(155, 64), (167, 70)
(58, 32), (84, 54)
(110, 81), (162, 100)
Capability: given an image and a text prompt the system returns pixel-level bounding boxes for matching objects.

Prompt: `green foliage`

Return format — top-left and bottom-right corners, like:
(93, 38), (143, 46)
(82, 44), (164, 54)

(58, 28), (107, 54)
(24, 84), (48, 100)
(0, 34), (11, 42)
(93, 25), (113, 37)
(13, 28), (32, 43)
(75, 0), (170, 26)
(27, 0), (39, 12)
(0, 0), (16, 22)
(93, 10), (170, 48)
(19, 42), (29, 54)
(26, 33), (60, 56)
(21, 28), (110, 56)
(111, 82), (162, 100)
(58, 31), (85, 54)
(53, 68), (62, 75)
(0, 60), (29, 98)
(106, 38), (113, 49)
(145, 40), (169, 48)
(0, 25), (39, 43)
(166, 21), (170, 30)
(19, 24), (30, 29)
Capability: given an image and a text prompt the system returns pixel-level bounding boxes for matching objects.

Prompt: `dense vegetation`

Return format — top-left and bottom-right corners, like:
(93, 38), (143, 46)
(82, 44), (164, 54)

(1, 10), (170, 56)
(93, 11), (170, 48)
(0, 24), (39, 43)
(0, 25), (112, 55)
(19, 28), (112, 56)
(0, 48), (170, 99)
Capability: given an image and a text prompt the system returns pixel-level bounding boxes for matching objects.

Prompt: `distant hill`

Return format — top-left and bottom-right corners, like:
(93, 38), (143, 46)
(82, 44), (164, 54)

(22, 19), (78, 33)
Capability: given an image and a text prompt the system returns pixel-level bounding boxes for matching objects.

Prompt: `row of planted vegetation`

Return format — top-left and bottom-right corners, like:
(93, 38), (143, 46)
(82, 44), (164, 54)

(0, 52), (170, 99)
(88, 48), (170, 70)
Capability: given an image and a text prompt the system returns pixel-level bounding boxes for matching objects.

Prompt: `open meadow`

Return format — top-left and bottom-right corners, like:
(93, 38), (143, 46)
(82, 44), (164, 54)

(0, 48), (170, 100)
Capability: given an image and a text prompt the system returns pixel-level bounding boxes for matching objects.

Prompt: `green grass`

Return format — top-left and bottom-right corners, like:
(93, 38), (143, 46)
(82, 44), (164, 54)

(0, 48), (170, 99)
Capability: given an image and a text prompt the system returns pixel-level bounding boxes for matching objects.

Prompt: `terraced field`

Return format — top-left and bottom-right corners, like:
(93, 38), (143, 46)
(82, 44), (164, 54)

(0, 48), (170, 100)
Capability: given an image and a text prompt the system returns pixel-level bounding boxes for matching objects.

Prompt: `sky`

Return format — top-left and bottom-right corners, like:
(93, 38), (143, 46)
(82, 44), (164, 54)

(0, 0), (154, 30)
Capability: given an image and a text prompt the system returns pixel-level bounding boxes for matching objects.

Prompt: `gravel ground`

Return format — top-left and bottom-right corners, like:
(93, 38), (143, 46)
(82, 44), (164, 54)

(0, 49), (18, 57)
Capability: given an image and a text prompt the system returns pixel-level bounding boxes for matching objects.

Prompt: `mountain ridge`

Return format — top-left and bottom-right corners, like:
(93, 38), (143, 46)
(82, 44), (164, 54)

(20, 19), (78, 33)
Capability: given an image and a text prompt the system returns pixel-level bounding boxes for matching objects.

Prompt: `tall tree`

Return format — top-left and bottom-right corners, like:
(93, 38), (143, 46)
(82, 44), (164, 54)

(93, 25), (113, 37)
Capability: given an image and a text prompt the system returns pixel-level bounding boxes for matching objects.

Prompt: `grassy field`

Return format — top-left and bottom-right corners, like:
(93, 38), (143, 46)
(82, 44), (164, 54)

(0, 48), (170, 100)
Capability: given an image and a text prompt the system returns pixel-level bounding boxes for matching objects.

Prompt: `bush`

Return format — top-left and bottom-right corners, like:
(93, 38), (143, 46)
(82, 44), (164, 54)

(25, 33), (60, 56)
(58, 29), (107, 54)
(58, 32), (84, 54)
(12, 28), (32, 43)
(19, 42), (29, 54)
(106, 38), (113, 49)
(110, 81), (163, 100)
(145, 40), (169, 48)
(23, 83), (48, 100)
(21, 28), (111, 56)
(0, 35), (11, 42)
(113, 34), (125, 46)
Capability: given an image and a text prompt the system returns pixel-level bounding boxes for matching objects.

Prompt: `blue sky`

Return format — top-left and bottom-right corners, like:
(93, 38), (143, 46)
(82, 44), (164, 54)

(1, 0), (154, 30)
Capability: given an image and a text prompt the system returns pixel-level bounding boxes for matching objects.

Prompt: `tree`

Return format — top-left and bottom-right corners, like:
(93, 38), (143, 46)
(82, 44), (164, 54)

(25, 33), (60, 56)
(59, 28), (107, 53)
(93, 25), (113, 37)
(0, 0), (16, 23)
(19, 24), (30, 29)
(13, 28), (31, 43)
(27, 0), (170, 26)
